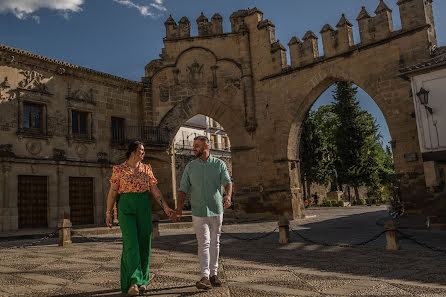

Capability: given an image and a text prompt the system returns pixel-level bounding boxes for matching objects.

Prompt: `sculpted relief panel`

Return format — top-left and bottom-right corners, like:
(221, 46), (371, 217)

(152, 47), (242, 112)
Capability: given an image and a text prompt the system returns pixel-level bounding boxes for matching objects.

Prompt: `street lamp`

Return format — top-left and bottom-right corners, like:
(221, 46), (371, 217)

(416, 87), (433, 114)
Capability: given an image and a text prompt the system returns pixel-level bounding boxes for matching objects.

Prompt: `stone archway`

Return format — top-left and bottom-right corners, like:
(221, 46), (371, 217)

(144, 0), (441, 221)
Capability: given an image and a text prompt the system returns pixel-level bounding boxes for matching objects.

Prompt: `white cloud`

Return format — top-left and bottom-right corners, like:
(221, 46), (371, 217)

(0, 0), (84, 20)
(150, 3), (167, 11)
(113, 0), (154, 17)
(114, 0), (167, 17)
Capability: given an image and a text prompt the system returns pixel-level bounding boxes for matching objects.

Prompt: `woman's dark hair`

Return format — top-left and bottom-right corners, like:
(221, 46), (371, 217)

(126, 141), (143, 159)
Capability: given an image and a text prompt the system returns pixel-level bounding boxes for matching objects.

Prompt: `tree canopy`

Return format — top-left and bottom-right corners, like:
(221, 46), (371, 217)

(299, 81), (395, 202)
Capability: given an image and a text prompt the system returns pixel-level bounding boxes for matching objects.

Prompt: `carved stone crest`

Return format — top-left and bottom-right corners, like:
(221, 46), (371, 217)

(18, 70), (51, 94)
(75, 144), (87, 158)
(187, 60), (203, 88)
(160, 86), (169, 102)
(0, 77), (17, 102)
(26, 141), (42, 155)
(67, 87), (95, 104)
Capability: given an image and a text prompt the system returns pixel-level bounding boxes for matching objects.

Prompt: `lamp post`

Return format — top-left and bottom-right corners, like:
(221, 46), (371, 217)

(416, 87), (433, 114)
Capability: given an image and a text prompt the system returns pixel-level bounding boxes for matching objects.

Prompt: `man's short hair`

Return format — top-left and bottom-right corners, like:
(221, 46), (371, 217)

(194, 135), (209, 144)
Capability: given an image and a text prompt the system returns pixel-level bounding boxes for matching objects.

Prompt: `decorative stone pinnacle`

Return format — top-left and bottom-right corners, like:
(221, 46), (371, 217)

(179, 16), (190, 24)
(375, 0), (392, 14)
(303, 30), (318, 41)
(356, 6), (371, 21)
(212, 13), (223, 20)
(288, 36), (302, 46)
(164, 14), (176, 25)
(197, 12), (208, 23)
(336, 14), (353, 28)
(320, 24), (335, 33)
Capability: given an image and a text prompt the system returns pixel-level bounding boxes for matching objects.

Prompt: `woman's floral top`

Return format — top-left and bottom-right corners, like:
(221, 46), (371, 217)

(109, 161), (158, 194)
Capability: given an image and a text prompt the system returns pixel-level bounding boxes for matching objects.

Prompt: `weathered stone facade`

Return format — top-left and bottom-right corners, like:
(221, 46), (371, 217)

(0, 45), (174, 231)
(0, 0), (443, 231)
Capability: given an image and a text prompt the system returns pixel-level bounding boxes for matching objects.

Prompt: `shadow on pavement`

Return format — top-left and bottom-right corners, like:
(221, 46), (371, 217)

(152, 208), (446, 287)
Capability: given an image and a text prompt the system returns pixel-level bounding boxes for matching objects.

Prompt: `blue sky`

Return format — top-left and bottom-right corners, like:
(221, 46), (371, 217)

(1, 0), (445, 147)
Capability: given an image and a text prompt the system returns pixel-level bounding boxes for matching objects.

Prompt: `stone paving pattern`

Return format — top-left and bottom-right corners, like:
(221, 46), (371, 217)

(0, 206), (445, 296)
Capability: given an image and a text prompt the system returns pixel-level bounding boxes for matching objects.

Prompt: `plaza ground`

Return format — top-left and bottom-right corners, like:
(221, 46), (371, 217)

(0, 206), (445, 296)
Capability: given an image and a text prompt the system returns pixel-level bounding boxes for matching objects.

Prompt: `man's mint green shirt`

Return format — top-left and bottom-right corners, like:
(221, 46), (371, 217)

(179, 156), (232, 217)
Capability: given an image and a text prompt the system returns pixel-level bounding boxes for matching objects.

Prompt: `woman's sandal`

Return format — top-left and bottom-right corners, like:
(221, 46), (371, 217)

(139, 284), (147, 293)
(128, 284), (139, 296)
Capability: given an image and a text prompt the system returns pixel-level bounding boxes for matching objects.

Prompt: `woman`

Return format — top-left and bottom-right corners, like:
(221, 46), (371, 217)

(106, 141), (174, 296)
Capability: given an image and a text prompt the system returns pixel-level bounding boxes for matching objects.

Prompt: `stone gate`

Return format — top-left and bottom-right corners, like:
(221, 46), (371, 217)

(144, 0), (441, 220)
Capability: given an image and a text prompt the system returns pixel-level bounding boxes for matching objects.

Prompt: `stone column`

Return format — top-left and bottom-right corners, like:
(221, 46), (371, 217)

(239, 28), (257, 132)
(170, 144), (177, 209)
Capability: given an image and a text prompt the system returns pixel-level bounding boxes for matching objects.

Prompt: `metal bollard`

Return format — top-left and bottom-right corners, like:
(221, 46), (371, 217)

(384, 220), (400, 251)
(278, 218), (290, 244)
(152, 214), (160, 239)
(58, 219), (72, 247)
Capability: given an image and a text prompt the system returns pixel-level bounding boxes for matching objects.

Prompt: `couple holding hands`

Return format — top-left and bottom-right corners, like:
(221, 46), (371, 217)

(106, 136), (232, 295)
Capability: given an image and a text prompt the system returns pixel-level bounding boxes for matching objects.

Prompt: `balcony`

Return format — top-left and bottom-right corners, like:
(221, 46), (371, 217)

(111, 126), (170, 145)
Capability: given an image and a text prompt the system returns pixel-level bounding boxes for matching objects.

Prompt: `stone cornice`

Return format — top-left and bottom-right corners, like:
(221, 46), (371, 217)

(0, 43), (142, 91)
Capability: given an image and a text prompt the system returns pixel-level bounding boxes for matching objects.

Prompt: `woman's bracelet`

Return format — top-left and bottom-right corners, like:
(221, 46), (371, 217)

(105, 210), (112, 215)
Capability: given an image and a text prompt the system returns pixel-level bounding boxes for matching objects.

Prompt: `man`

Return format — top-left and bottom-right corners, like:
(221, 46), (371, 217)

(175, 135), (232, 290)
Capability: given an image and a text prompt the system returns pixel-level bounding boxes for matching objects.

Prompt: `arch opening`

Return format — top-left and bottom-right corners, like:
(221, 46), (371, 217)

(290, 80), (396, 211)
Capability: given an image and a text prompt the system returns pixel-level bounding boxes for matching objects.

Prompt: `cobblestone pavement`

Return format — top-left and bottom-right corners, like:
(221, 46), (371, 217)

(0, 206), (445, 296)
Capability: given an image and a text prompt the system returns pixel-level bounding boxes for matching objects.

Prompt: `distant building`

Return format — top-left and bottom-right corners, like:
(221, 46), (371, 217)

(402, 46), (446, 217)
(174, 114), (231, 154)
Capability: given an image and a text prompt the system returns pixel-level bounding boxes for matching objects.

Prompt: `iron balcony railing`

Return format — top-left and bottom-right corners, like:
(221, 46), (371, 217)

(111, 126), (170, 145)
(175, 140), (231, 152)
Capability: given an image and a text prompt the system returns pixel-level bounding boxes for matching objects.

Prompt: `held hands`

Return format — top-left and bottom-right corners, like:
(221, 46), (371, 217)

(163, 207), (176, 220)
(168, 208), (183, 222)
(223, 195), (232, 209)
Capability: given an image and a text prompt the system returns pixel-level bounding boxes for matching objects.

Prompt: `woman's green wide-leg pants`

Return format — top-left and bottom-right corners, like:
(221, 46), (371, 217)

(118, 192), (152, 293)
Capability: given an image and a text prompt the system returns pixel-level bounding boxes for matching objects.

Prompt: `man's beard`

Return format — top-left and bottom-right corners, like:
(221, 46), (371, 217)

(194, 149), (203, 158)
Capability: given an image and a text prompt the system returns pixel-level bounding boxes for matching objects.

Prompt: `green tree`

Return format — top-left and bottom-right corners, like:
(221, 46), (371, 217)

(299, 105), (338, 200)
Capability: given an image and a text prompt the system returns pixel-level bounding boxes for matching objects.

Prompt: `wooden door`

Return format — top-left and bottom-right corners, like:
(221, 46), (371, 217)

(18, 175), (48, 228)
(69, 177), (94, 225)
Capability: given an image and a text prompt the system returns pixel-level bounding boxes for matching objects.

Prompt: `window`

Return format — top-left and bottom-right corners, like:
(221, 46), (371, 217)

(23, 103), (43, 133)
(72, 110), (89, 138)
(111, 117), (125, 143)
(211, 134), (218, 150)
